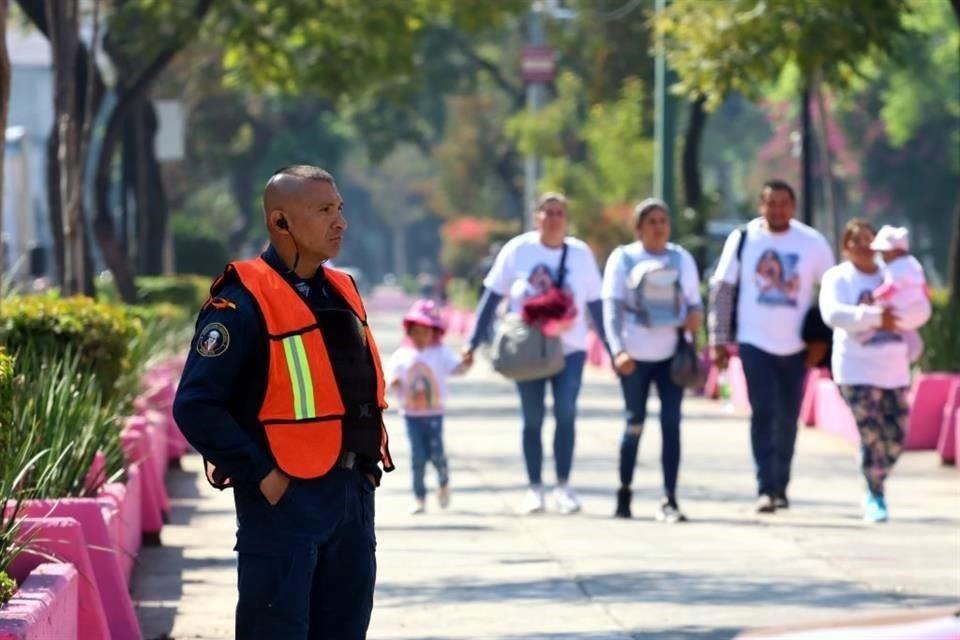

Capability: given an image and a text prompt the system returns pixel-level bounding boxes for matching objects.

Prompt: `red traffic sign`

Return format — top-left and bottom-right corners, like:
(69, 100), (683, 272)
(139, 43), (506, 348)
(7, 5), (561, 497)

(521, 46), (555, 83)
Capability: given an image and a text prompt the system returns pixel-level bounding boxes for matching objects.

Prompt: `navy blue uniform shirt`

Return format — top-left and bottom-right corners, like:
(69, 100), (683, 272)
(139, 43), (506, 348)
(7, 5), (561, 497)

(173, 246), (357, 489)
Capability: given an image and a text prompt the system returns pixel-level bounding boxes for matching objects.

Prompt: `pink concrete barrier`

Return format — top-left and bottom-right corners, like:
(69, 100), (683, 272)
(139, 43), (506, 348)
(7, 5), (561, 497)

(0, 563), (79, 640)
(936, 379), (960, 464)
(585, 331), (608, 369)
(703, 363), (719, 399)
(8, 519), (110, 640)
(956, 411), (960, 470)
(98, 463), (142, 584)
(121, 425), (165, 536)
(800, 368), (830, 427)
(727, 356), (751, 411)
(905, 373), (960, 451)
(813, 379), (859, 445)
(12, 501), (139, 640)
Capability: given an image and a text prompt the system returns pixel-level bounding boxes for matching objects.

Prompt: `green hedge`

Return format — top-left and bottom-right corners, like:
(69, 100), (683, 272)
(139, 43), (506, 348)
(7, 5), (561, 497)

(918, 290), (960, 373)
(0, 295), (142, 398)
(135, 275), (211, 311)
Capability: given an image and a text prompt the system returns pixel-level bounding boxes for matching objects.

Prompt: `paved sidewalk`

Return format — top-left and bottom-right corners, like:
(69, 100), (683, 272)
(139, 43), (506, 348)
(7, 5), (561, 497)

(133, 310), (960, 640)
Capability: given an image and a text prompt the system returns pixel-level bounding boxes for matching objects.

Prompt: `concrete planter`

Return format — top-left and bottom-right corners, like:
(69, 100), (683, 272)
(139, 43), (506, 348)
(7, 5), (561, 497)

(0, 563), (79, 640)
(11, 502), (139, 639)
(812, 379), (860, 446)
(905, 373), (960, 450)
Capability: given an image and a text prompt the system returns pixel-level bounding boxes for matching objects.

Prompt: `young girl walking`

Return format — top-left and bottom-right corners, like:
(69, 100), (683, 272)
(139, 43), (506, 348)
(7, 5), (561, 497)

(387, 299), (467, 514)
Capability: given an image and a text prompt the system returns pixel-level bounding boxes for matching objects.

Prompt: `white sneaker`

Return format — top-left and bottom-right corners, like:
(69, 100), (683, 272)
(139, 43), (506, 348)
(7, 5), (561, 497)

(553, 485), (581, 514)
(437, 485), (450, 509)
(522, 486), (546, 514)
(410, 498), (426, 515)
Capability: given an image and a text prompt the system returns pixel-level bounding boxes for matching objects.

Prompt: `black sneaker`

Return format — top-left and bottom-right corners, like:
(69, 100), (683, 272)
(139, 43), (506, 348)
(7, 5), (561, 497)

(656, 498), (688, 524)
(755, 494), (776, 514)
(773, 493), (789, 510)
(615, 487), (632, 518)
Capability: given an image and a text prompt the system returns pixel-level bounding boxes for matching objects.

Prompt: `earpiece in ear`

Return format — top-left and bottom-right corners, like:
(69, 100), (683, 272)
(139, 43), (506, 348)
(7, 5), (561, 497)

(277, 217), (288, 230)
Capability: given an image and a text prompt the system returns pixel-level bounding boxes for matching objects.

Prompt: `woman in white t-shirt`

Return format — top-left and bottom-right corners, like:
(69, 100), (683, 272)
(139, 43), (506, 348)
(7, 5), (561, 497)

(819, 219), (931, 523)
(602, 198), (703, 523)
(462, 193), (606, 515)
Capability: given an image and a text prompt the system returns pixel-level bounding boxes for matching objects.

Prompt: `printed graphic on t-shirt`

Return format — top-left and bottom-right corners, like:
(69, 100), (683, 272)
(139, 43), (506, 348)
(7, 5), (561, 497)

(511, 263), (570, 301)
(856, 289), (902, 345)
(754, 249), (800, 307)
(625, 259), (683, 326)
(404, 361), (441, 412)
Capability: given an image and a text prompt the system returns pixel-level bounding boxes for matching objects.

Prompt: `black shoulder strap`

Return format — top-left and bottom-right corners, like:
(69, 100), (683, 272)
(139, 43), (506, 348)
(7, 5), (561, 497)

(556, 242), (569, 289)
(733, 225), (748, 283)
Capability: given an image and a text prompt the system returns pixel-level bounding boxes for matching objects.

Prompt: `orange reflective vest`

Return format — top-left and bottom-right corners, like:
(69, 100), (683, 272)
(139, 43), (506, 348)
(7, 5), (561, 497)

(226, 257), (394, 479)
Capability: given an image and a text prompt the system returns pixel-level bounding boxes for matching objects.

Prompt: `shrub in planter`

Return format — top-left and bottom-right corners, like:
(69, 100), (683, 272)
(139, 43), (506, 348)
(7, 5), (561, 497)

(0, 570), (14, 606)
(7, 354), (126, 498)
(135, 274), (211, 311)
(0, 350), (12, 432)
(0, 295), (142, 400)
(917, 290), (960, 373)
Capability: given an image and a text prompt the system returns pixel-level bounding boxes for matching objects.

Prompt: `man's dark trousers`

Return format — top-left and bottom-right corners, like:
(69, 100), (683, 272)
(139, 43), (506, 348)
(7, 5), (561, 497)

(738, 343), (807, 497)
(234, 467), (376, 640)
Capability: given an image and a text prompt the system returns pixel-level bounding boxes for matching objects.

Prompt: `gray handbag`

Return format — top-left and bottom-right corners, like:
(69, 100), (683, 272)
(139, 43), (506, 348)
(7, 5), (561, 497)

(490, 313), (565, 382)
(490, 243), (568, 382)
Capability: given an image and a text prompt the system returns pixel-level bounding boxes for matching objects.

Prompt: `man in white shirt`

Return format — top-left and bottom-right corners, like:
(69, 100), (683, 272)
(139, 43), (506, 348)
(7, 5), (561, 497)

(708, 180), (835, 513)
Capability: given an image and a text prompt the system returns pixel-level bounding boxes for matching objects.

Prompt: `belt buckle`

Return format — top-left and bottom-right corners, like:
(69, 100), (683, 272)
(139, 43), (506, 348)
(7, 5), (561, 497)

(340, 451), (357, 470)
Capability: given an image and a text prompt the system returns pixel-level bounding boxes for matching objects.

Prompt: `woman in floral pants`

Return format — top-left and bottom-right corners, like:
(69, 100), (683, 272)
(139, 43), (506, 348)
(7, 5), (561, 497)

(819, 220), (931, 522)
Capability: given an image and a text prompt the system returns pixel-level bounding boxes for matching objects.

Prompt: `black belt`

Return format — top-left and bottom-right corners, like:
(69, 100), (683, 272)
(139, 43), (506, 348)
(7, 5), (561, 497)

(337, 451), (358, 470)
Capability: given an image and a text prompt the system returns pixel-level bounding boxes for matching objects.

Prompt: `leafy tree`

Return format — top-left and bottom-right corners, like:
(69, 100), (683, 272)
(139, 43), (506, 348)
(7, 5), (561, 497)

(507, 72), (654, 260)
(656, 0), (911, 109)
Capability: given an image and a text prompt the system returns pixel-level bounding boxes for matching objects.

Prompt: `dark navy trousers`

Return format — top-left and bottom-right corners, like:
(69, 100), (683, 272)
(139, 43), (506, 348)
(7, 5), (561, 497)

(234, 468), (377, 640)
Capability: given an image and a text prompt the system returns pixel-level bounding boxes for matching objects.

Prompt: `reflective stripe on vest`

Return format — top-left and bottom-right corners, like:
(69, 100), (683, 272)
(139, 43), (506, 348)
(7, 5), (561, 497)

(227, 257), (392, 478)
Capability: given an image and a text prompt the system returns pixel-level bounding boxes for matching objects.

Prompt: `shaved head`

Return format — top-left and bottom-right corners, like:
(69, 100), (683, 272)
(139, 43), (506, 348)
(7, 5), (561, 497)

(263, 165), (336, 224)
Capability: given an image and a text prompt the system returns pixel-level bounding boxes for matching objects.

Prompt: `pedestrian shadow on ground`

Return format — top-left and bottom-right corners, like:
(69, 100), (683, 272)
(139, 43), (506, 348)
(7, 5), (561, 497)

(376, 569), (958, 611)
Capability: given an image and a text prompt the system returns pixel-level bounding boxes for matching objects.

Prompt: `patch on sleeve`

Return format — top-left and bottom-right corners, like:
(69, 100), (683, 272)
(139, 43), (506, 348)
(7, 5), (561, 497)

(196, 322), (230, 358)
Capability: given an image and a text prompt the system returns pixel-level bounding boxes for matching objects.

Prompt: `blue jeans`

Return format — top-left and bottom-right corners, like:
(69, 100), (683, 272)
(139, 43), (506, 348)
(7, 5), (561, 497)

(617, 357), (684, 498)
(515, 351), (586, 485)
(234, 469), (376, 639)
(738, 343), (807, 497)
(404, 415), (449, 499)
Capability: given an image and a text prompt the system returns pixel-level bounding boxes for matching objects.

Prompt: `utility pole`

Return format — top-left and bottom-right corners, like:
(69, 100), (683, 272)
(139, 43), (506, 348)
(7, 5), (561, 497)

(523, 4), (547, 231)
(653, 0), (677, 213)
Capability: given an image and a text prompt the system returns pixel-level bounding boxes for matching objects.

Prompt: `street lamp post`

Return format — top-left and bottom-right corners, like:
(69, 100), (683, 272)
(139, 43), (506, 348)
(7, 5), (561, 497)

(653, 0), (677, 214)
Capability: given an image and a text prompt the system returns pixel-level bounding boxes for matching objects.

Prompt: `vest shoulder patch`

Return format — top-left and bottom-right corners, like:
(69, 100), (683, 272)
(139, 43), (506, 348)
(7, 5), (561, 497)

(197, 322), (230, 358)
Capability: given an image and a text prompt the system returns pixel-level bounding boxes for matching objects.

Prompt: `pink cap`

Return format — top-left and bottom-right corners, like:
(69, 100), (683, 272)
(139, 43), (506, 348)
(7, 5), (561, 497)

(870, 225), (910, 251)
(402, 299), (447, 335)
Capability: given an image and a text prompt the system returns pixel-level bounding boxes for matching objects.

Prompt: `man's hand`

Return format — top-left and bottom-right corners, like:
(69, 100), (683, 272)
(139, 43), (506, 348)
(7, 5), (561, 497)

(710, 344), (730, 371)
(614, 351), (635, 376)
(879, 307), (899, 332)
(260, 468), (291, 506)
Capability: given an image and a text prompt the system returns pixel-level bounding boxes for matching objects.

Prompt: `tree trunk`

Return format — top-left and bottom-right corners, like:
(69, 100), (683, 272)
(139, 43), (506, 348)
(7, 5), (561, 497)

(19, 0), (104, 295)
(46, 0), (89, 296)
(813, 78), (840, 252)
(0, 0), (9, 287)
(681, 94), (708, 272)
(950, 204), (960, 308)
(93, 0), (213, 301)
(139, 102), (168, 275)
